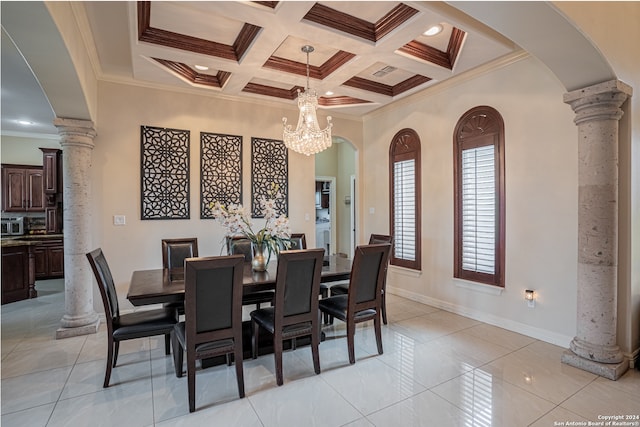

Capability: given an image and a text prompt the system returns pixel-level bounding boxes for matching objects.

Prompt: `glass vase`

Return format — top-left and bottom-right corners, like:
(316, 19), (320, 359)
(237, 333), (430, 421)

(251, 242), (270, 271)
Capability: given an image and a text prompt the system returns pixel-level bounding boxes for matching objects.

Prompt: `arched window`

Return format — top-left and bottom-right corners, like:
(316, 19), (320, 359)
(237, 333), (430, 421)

(453, 106), (505, 286)
(389, 128), (421, 270)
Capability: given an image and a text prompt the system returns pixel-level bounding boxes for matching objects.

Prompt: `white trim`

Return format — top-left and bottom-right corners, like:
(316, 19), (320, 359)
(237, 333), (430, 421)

(349, 175), (356, 258)
(389, 265), (422, 278)
(624, 347), (640, 369)
(386, 286), (573, 348)
(454, 278), (504, 295)
(0, 130), (59, 140)
(315, 176), (337, 255)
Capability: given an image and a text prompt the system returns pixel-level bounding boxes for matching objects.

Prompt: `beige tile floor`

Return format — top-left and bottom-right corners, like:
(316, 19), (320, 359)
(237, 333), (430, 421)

(2, 279), (639, 427)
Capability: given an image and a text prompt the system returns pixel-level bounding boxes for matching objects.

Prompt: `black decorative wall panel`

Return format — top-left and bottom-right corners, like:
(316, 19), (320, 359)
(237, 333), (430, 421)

(140, 125), (190, 220)
(251, 137), (288, 217)
(200, 132), (243, 219)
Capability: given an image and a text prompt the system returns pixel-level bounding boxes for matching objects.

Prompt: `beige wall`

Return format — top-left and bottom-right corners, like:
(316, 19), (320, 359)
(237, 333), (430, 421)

(2, 0), (637, 360)
(46, 1), (98, 122)
(315, 140), (357, 255)
(336, 142), (356, 255)
(362, 54), (579, 346)
(0, 135), (61, 165)
(92, 81), (362, 309)
(553, 1), (640, 361)
(353, 0), (640, 355)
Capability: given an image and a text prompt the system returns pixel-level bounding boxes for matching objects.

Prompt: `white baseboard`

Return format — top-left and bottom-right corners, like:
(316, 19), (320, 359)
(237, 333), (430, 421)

(386, 285), (573, 348)
(624, 347), (640, 369)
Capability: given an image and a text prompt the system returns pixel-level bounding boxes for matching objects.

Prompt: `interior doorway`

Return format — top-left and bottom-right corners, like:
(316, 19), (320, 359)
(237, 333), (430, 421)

(314, 138), (357, 256)
(314, 176), (336, 255)
(349, 174), (356, 258)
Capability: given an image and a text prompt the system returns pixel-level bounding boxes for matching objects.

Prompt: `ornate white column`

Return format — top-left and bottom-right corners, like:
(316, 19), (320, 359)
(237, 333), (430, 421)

(561, 80), (632, 380)
(54, 118), (100, 339)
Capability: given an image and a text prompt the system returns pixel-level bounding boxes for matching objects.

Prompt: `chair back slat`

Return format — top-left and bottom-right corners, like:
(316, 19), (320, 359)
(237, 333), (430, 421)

(194, 266), (234, 332)
(168, 244), (196, 269)
(162, 238), (198, 270)
(288, 233), (307, 250)
(347, 243), (391, 310)
(282, 257), (316, 317)
(369, 234), (393, 245)
(227, 236), (252, 261)
(184, 255), (245, 346)
(353, 251), (384, 304)
(275, 249), (324, 326)
(86, 248), (119, 319)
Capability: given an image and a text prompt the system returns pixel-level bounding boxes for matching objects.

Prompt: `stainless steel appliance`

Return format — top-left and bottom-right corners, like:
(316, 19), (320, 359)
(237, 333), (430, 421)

(1, 217), (24, 236)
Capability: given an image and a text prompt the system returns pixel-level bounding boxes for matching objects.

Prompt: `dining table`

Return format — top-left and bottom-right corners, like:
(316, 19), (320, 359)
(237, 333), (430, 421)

(127, 254), (352, 307)
(127, 254), (352, 365)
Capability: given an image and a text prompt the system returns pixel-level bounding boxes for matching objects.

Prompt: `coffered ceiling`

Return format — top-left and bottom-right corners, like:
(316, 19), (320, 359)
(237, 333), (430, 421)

(123, 1), (516, 115)
(1, 1), (519, 136)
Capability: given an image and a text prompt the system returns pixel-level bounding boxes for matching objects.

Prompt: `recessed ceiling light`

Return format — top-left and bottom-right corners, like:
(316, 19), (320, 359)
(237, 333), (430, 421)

(17, 120), (34, 126)
(424, 24), (443, 36)
(194, 65), (209, 71)
(325, 91), (334, 96)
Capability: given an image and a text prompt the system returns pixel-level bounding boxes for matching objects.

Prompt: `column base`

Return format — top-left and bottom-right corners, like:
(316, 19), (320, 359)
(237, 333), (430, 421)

(570, 336), (623, 363)
(56, 318), (100, 339)
(561, 350), (629, 380)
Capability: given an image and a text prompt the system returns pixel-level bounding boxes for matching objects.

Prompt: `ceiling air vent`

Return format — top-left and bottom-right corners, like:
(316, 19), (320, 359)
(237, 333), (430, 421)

(372, 66), (397, 77)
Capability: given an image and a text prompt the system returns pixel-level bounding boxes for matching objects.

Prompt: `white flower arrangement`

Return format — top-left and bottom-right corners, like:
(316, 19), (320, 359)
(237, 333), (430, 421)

(211, 185), (291, 258)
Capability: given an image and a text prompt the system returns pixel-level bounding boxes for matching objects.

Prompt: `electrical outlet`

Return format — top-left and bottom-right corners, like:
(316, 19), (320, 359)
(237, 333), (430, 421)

(113, 215), (126, 226)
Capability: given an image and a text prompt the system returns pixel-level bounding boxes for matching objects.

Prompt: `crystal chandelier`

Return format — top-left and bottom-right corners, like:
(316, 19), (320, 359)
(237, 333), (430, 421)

(283, 45), (332, 156)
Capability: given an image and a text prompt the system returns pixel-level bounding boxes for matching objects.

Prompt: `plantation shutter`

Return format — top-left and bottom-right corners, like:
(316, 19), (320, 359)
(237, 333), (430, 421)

(454, 106), (504, 287)
(460, 145), (495, 274)
(389, 128), (421, 270)
(393, 159), (416, 261)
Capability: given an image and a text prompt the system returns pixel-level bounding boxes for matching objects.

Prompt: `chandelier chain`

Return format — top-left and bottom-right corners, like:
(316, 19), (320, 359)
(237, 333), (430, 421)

(305, 48), (310, 91)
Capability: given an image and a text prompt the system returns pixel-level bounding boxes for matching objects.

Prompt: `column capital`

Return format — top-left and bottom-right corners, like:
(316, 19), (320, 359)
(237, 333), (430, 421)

(54, 117), (97, 149)
(564, 79), (632, 125)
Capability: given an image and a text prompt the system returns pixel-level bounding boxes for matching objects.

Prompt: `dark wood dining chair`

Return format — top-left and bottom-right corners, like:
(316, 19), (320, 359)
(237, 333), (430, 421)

(281, 233), (328, 322)
(226, 235), (275, 309)
(250, 248), (325, 385)
(319, 243), (391, 364)
(226, 235), (252, 261)
(172, 255), (246, 412)
(330, 234), (393, 324)
(162, 237), (198, 270)
(288, 233), (306, 250)
(86, 248), (177, 388)
(161, 238), (198, 316)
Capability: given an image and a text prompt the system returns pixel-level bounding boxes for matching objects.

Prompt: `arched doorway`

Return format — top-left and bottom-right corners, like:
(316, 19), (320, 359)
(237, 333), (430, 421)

(315, 136), (357, 257)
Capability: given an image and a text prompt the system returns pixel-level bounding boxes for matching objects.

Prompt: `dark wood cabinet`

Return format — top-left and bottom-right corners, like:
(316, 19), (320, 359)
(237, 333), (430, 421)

(1, 165), (45, 212)
(27, 169), (44, 210)
(315, 182), (329, 208)
(40, 149), (63, 233)
(45, 207), (60, 234)
(41, 148), (61, 194)
(33, 238), (64, 279)
(1, 243), (37, 304)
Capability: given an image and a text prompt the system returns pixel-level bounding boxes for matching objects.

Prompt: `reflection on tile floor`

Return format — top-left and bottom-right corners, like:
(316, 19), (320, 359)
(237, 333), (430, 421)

(2, 279), (639, 426)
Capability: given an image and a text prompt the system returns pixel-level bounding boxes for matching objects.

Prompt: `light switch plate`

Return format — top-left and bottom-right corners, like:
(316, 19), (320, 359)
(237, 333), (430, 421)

(113, 215), (126, 225)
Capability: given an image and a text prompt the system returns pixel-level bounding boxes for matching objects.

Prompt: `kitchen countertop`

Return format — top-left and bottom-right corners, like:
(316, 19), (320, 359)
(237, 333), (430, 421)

(1, 239), (42, 248)
(1, 234), (64, 247)
(2, 234), (63, 240)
